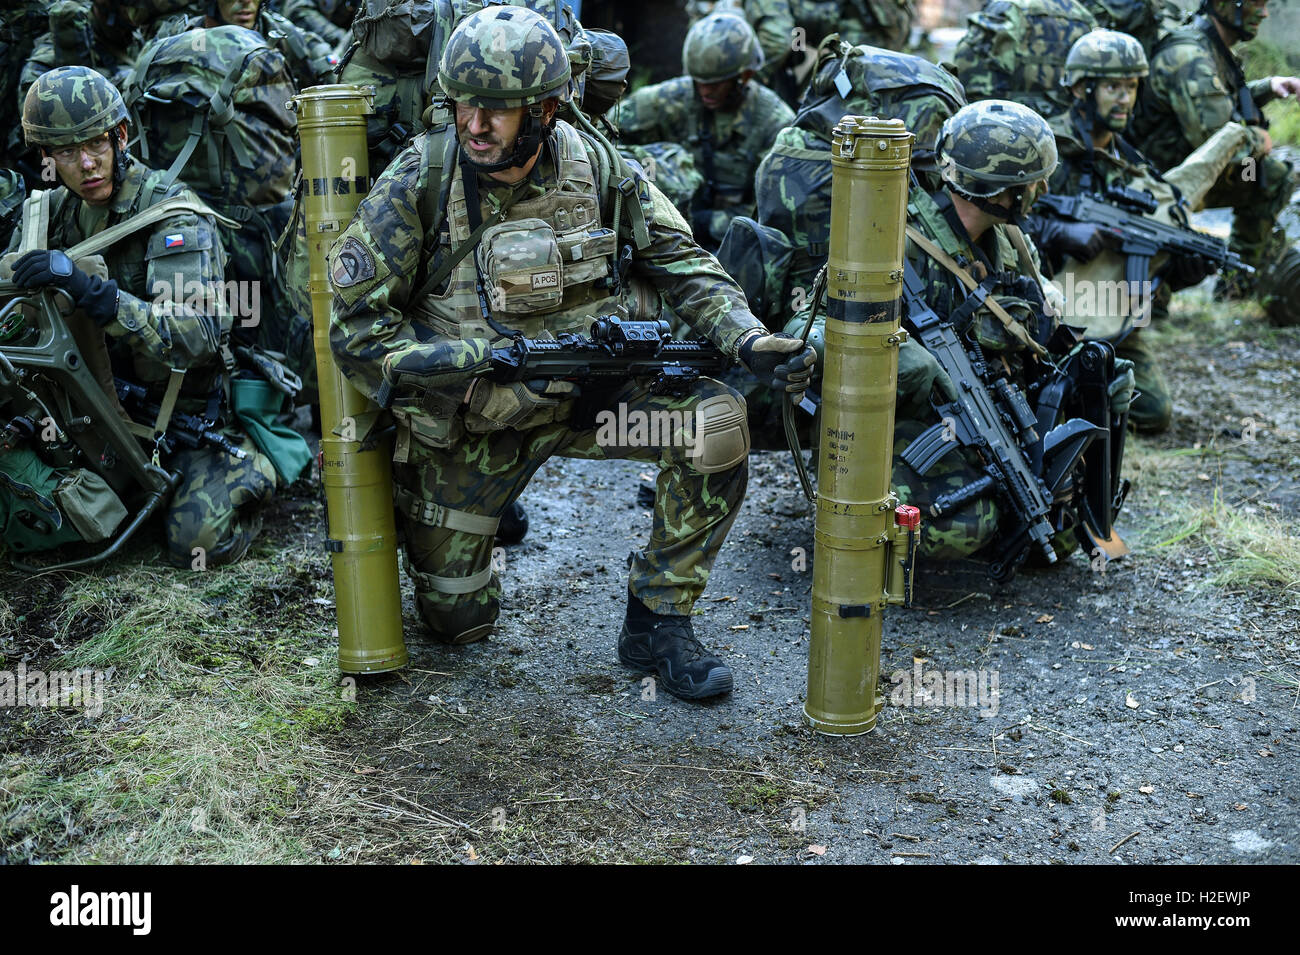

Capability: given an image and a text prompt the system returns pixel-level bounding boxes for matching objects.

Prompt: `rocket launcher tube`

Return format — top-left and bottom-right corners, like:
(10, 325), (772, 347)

(804, 116), (914, 736)
(292, 85), (407, 674)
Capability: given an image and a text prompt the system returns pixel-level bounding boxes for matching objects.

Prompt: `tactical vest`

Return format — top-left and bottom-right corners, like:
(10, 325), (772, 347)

(412, 120), (624, 342)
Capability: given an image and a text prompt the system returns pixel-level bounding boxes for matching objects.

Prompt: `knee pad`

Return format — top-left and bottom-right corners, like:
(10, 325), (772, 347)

(688, 392), (750, 473)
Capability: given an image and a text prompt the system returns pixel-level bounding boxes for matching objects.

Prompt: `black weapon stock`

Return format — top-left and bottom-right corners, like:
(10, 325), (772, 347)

(1035, 191), (1251, 292)
(113, 378), (247, 460)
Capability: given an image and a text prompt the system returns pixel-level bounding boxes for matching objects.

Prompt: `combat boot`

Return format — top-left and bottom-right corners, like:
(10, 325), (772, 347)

(496, 499), (529, 545)
(618, 591), (733, 700)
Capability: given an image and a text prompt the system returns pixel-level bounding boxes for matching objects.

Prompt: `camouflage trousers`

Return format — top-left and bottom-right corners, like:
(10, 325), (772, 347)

(165, 432), (277, 567)
(392, 377), (749, 644)
(1204, 154), (1295, 269)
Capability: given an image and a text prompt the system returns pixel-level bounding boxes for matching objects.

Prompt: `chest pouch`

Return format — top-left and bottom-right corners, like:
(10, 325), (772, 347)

(476, 218), (564, 314)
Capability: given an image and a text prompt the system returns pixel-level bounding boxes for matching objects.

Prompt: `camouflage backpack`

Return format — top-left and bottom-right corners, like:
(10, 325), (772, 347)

(949, 0), (1099, 120)
(121, 25), (298, 211)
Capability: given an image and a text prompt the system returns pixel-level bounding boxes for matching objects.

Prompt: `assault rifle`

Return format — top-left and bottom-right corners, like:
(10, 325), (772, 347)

(114, 378), (247, 460)
(1035, 188), (1251, 291)
(898, 262), (1103, 582)
(485, 317), (732, 394)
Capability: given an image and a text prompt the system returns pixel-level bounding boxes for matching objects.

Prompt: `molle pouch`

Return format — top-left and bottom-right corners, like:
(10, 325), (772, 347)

(476, 218), (564, 314)
(146, 222), (219, 326)
(53, 468), (128, 542)
(555, 225), (618, 287)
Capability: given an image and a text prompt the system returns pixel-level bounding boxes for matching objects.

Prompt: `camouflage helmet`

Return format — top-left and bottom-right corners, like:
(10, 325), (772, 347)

(936, 100), (1058, 198)
(438, 5), (572, 109)
(22, 66), (130, 148)
(682, 12), (763, 84)
(1062, 29), (1149, 86)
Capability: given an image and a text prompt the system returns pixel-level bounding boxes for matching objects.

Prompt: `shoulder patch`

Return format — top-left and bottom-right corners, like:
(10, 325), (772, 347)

(331, 236), (377, 288)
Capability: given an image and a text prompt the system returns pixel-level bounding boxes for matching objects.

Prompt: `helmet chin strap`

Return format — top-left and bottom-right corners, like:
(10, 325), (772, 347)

(461, 104), (549, 173)
(110, 133), (132, 193)
(960, 189), (1027, 226)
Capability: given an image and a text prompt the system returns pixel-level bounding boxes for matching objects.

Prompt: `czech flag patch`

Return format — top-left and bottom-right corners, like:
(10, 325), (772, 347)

(164, 234), (185, 249)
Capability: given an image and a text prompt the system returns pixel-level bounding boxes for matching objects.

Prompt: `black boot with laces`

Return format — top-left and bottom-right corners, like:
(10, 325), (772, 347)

(618, 591), (733, 700)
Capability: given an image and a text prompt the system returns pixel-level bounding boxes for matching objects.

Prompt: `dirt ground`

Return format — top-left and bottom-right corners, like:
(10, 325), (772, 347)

(1, 288), (1297, 864)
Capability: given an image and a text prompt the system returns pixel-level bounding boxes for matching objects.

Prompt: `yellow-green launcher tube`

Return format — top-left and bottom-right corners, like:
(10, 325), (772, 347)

(804, 116), (914, 735)
(293, 85), (407, 673)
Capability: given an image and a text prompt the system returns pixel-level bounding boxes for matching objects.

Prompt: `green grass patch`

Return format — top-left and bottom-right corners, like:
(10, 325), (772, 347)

(0, 549), (364, 863)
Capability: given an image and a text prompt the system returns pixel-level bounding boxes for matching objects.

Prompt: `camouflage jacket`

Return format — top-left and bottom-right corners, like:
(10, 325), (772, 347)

(328, 122), (765, 447)
(5, 161), (228, 399)
(18, 3), (142, 109)
(617, 76), (794, 243)
(707, 0), (913, 88)
(154, 9), (336, 89)
(1133, 14), (1275, 173)
(950, 0), (1098, 119)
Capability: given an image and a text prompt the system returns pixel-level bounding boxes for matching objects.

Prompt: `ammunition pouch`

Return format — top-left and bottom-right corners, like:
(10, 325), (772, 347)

(0, 448), (127, 552)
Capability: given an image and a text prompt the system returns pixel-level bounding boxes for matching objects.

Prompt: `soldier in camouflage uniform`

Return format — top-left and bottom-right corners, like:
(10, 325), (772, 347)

(720, 0), (916, 103)
(1083, 0), (1184, 56)
(1132, 0), (1300, 292)
(715, 40), (964, 447)
(895, 101), (1134, 561)
(577, 28), (704, 224)
(153, 0), (337, 89)
(3, 68), (276, 565)
(1030, 29), (1217, 433)
(327, 7), (815, 699)
(616, 12), (794, 251)
(19, 1), (149, 110)
(950, 0), (1099, 120)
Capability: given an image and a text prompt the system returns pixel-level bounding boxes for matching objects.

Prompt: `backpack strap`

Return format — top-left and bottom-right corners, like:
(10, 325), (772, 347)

(19, 189), (54, 253)
(63, 196), (237, 261)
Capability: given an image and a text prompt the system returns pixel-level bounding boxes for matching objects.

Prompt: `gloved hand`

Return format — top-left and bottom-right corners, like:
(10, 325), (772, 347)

(1164, 252), (1217, 291)
(738, 330), (817, 395)
(11, 249), (119, 325)
(1108, 357), (1136, 418)
(467, 378), (579, 429)
(1035, 218), (1107, 263)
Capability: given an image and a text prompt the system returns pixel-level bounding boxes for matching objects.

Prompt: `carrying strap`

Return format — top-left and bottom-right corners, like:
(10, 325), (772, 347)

(63, 196), (238, 261)
(19, 189), (54, 253)
(906, 224), (1049, 358)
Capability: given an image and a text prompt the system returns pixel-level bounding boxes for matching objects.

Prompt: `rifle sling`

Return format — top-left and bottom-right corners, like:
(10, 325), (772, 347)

(905, 224), (1049, 358)
(126, 367), (187, 450)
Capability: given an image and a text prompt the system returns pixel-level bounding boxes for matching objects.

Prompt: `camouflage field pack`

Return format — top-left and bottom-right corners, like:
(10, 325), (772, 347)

(950, 0), (1098, 120)
(122, 25), (298, 211)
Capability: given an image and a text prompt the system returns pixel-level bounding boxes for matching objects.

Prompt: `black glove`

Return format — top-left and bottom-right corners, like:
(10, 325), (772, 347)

(1163, 252), (1217, 292)
(11, 249), (119, 325)
(1033, 217), (1107, 263)
(738, 331), (817, 394)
